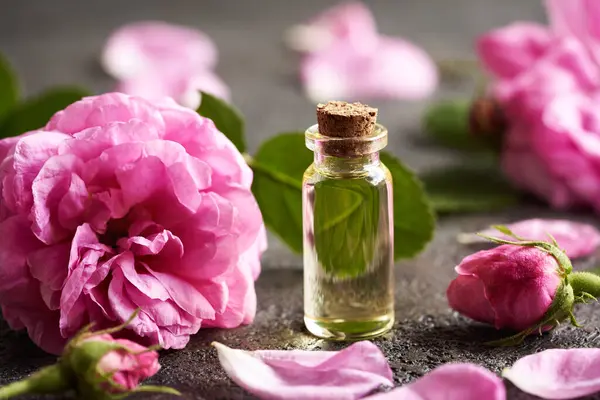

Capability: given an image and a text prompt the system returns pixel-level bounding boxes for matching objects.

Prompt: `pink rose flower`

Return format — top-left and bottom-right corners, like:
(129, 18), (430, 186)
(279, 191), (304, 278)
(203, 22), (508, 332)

(447, 244), (561, 331)
(87, 334), (160, 391)
(0, 93), (265, 354)
(477, 1), (600, 211)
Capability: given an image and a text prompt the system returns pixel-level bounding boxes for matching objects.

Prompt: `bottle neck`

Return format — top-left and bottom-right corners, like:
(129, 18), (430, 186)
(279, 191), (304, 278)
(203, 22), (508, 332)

(313, 152), (380, 176)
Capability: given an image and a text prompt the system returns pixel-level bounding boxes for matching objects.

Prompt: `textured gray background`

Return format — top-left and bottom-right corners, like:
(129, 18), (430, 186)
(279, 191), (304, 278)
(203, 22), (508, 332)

(3, 1), (600, 399)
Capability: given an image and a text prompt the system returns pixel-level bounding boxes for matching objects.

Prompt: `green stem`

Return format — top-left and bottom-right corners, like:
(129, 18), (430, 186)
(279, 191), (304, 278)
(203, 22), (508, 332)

(569, 272), (600, 299)
(0, 365), (70, 399)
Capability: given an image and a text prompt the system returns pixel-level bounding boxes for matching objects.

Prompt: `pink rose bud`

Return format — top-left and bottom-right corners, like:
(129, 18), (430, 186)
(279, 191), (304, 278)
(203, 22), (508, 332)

(447, 226), (600, 345)
(65, 333), (162, 395)
(0, 312), (180, 399)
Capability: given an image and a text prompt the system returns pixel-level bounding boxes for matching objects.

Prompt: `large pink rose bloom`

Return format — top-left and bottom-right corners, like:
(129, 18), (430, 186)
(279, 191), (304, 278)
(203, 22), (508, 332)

(477, 0), (600, 210)
(0, 93), (266, 354)
(447, 245), (561, 331)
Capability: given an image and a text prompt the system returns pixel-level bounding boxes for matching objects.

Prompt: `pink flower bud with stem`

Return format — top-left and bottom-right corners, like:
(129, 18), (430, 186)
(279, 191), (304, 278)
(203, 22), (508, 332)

(0, 310), (179, 399)
(447, 225), (600, 345)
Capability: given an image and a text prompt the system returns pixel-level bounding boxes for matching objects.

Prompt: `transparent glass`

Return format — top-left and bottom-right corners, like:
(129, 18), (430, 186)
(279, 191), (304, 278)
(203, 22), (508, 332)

(302, 123), (394, 340)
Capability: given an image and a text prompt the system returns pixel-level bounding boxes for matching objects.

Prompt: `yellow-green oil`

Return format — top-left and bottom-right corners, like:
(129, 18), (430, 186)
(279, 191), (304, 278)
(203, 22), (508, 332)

(302, 158), (394, 340)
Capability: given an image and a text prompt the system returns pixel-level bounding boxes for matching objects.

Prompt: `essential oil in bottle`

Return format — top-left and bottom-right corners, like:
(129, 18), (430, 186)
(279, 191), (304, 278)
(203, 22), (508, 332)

(303, 101), (394, 340)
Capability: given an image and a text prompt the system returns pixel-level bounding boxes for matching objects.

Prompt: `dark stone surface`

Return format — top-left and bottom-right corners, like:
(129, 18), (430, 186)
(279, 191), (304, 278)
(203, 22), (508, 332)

(3, 0), (600, 399)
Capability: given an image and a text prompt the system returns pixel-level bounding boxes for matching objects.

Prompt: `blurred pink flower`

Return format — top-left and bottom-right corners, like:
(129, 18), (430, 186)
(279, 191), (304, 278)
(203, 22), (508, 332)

(102, 21), (218, 80)
(0, 93), (265, 354)
(285, 2), (377, 54)
(116, 69), (230, 110)
(447, 244), (561, 331)
(504, 348), (600, 399)
(102, 21), (229, 107)
(289, 2), (438, 103)
(478, 1), (600, 211)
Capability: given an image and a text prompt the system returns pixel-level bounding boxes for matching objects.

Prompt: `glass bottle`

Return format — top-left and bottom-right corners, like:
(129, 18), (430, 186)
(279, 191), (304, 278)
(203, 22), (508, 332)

(302, 101), (394, 340)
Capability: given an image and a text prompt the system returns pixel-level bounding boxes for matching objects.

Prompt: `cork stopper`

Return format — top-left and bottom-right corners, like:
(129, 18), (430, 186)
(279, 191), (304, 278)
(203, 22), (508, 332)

(316, 101), (378, 138)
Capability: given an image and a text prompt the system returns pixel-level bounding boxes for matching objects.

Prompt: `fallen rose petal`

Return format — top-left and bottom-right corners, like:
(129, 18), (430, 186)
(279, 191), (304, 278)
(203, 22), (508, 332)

(213, 341), (393, 400)
(102, 21), (218, 80)
(301, 36), (437, 103)
(457, 218), (600, 258)
(367, 363), (505, 400)
(504, 348), (600, 399)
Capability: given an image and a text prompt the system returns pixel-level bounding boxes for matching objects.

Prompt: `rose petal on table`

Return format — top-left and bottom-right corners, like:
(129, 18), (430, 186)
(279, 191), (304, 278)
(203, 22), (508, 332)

(504, 348), (600, 399)
(102, 21), (218, 79)
(301, 36), (437, 103)
(284, 1), (378, 54)
(457, 218), (600, 258)
(213, 341), (393, 400)
(367, 363), (505, 400)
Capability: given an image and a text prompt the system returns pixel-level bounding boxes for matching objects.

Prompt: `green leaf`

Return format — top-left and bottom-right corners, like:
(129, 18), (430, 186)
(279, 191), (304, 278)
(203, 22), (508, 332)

(313, 178), (380, 278)
(421, 163), (521, 213)
(250, 133), (311, 252)
(423, 100), (484, 151)
(0, 53), (19, 123)
(250, 134), (435, 262)
(0, 86), (90, 138)
(197, 91), (246, 152)
(380, 152), (436, 259)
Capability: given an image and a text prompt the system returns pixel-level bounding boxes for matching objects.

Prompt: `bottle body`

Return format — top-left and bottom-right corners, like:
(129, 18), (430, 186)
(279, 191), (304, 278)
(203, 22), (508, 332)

(302, 153), (394, 340)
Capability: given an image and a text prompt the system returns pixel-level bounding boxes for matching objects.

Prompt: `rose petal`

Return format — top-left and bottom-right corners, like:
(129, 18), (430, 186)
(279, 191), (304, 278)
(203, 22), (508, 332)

(458, 219), (600, 258)
(494, 37), (600, 112)
(115, 69), (230, 109)
(447, 275), (496, 325)
(30, 154), (85, 244)
(101, 21), (218, 80)
(213, 341), (393, 400)
(0, 215), (64, 354)
(504, 348), (600, 399)
(59, 224), (113, 336)
(477, 22), (553, 80)
(11, 131), (70, 214)
(546, 0), (600, 64)
(47, 93), (165, 135)
(531, 94), (600, 210)
(368, 363), (505, 400)
(501, 125), (580, 209)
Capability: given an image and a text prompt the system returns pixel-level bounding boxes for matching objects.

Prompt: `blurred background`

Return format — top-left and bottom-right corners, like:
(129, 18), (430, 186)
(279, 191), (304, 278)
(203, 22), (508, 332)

(0, 0), (546, 266)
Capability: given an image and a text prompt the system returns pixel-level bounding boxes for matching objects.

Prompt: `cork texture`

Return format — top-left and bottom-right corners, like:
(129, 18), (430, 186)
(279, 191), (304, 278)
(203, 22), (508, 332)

(316, 101), (378, 138)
